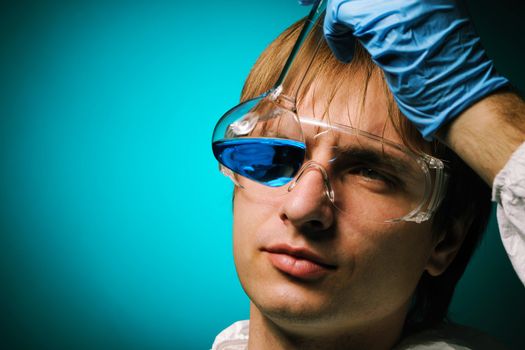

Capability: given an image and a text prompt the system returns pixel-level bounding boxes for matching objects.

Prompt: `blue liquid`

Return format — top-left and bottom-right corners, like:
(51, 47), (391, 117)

(212, 138), (306, 187)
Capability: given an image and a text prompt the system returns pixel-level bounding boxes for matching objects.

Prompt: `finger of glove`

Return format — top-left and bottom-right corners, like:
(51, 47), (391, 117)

(324, 0), (357, 63)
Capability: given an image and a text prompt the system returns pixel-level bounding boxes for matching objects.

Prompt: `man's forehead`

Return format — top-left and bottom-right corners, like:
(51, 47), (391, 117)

(295, 72), (402, 143)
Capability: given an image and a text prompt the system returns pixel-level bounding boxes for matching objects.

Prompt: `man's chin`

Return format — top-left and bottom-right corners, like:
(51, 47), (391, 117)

(250, 291), (338, 327)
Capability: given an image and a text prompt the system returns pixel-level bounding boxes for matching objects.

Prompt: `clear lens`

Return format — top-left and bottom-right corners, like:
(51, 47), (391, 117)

(327, 130), (431, 223)
(212, 92), (306, 186)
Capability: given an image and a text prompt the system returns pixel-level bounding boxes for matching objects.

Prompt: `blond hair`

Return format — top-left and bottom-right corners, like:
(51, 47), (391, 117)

(240, 19), (432, 155)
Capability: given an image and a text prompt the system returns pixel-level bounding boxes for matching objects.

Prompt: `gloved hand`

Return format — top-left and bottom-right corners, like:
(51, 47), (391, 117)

(300, 0), (508, 139)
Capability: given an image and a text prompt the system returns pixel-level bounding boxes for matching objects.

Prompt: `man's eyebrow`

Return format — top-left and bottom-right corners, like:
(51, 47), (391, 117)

(331, 145), (413, 174)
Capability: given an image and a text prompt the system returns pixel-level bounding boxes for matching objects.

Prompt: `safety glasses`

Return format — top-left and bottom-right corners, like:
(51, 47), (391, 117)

(213, 113), (447, 223)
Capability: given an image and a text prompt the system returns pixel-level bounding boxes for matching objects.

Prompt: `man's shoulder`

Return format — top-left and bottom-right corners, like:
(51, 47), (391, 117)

(394, 323), (508, 350)
(211, 320), (249, 350)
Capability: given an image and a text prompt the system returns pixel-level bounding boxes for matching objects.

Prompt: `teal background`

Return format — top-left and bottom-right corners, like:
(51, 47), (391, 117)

(0, 1), (523, 349)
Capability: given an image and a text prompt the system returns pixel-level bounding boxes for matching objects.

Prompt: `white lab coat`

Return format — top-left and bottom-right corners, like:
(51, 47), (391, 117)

(211, 320), (507, 350)
(493, 141), (525, 285)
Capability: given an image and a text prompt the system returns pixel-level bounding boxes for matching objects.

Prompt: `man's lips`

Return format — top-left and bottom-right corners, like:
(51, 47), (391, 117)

(263, 245), (336, 280)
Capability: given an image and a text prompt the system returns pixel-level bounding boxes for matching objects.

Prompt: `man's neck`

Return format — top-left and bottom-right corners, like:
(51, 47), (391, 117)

(247, 303), (407, 350)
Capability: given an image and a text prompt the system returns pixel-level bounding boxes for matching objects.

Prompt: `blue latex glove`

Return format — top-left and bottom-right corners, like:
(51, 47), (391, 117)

(300, 0), (509, 139)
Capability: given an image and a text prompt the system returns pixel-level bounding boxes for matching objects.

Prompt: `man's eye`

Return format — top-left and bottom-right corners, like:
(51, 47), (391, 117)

(356, 167), (389, 182)
(344, 166), (399, 189)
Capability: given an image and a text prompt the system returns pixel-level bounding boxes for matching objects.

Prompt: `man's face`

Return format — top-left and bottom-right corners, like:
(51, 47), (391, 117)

(233, 73), (440, 332)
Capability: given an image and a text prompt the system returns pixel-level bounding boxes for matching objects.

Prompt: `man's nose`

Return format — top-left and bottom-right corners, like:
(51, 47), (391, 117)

(279, 161), (335, 233)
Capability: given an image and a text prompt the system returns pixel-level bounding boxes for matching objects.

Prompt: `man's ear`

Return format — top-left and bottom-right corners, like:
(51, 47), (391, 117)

(425, 218), (471, 277)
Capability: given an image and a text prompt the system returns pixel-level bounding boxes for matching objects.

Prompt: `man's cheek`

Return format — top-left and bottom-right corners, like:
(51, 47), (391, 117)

(234, 195), (276, 228)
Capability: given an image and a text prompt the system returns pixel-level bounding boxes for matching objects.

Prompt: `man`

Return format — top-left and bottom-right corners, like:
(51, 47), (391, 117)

(211, 1), (524, 349)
